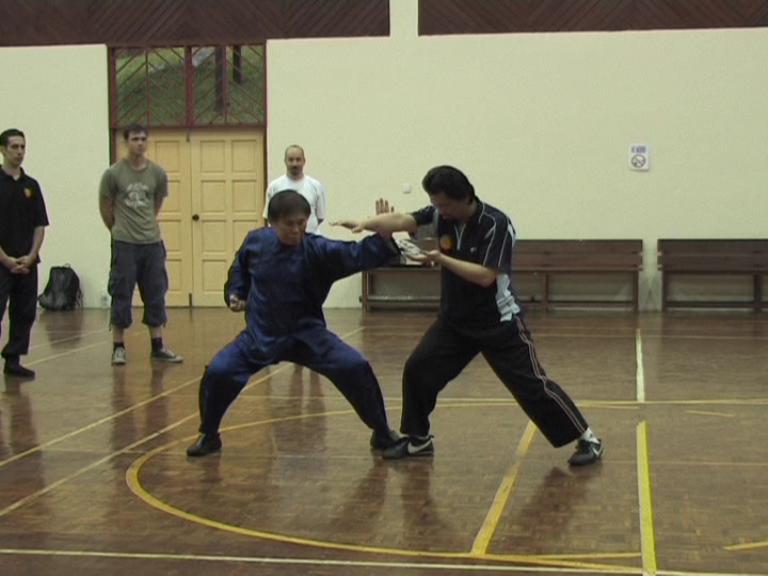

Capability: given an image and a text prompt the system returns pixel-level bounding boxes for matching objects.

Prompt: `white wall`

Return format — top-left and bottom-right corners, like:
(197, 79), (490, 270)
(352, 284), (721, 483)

(4, 4), (767, 312)
(0, 45), (111, 308)
(267, 0), (768, 309)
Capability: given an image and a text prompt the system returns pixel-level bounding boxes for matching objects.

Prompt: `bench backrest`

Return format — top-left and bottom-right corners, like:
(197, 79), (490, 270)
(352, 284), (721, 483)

(657, 239), (768, 271)
(513, 240), (643, 270)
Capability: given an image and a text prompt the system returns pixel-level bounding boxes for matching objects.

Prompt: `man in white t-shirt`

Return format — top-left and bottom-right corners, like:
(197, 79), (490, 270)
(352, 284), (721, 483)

(263, 145), (327, 233)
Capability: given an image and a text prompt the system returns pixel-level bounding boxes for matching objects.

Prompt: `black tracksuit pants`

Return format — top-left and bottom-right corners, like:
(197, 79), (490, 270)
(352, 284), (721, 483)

(0, 265), (38, 360)
(401, 314), (588, 448)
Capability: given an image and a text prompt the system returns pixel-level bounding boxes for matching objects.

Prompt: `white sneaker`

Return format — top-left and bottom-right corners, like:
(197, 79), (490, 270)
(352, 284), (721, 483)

(151, 347), (183, 363)
(111, 347), (127, 366)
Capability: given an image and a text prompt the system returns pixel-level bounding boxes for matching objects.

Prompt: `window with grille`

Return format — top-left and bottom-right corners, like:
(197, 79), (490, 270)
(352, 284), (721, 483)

(110, 45), (265, 129)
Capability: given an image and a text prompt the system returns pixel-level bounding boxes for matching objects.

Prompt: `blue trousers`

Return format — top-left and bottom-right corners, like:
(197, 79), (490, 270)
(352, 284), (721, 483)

(108, 241), (168, 329)
(198, 328), (391, 436)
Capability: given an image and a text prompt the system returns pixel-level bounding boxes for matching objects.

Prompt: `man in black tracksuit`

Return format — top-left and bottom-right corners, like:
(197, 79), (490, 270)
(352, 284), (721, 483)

(338, 165), (603, 466)
(0, 129), (49, 379)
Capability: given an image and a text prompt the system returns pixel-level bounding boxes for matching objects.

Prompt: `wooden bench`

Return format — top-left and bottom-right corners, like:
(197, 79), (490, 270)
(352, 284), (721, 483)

(658, 239), (768, 311)
(513, 240), (643, 311)
(361, 239), (643, 311)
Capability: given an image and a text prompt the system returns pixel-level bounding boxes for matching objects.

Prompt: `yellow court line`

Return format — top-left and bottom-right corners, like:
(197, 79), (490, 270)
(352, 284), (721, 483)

(0, 326), (362, 472)
(0, 326), (364, 511)
(0, 414), (198, 518)
(0, 548), (645, 574)
(471, 420), (536, 556)
(0, 375), (202, 469)
(724, 539), (768, 552)
(0, 358), (292, 514)
(636, 421), (658, 576)
(127, 415), (639, 573)
(684, 410), (734, 418)
(0, 365), (294, 469)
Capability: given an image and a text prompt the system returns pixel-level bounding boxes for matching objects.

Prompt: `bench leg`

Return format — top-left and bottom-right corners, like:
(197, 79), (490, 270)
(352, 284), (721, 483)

(661, 272), (669, 312)
(362, 271), (371, 312)
(632, 271), (639, 312)
(754, 273), (763, 312)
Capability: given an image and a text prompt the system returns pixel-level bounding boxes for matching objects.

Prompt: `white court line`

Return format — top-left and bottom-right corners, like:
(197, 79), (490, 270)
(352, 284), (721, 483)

(28, 327), (110, 351)
(658, 571), (768, 576)
(25, 339), (112, 367)
(0, 550), (763, 576)
(0, 414), (197, 517)
(0, 548), (641, 574)
(0, 330), (362, 513)
(0, 375), (202, 469)
(636, 328), (645, 403)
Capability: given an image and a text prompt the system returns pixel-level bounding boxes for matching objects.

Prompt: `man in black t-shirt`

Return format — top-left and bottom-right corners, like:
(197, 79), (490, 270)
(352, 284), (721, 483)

(0, 129), (49, 379)
(336, 165), (603, 466)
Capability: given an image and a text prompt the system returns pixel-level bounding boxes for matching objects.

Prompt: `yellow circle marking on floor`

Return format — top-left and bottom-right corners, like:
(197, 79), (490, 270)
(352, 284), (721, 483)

(126, 405), (639, 573)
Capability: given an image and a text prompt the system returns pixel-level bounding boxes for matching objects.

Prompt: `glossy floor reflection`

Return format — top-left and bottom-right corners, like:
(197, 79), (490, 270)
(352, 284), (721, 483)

(1, 308), (767, 575)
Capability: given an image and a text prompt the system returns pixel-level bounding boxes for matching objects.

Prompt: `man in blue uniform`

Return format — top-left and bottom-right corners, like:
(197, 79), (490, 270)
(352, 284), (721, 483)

(187, 190), (400, 457)
(338, 166), (603, 466)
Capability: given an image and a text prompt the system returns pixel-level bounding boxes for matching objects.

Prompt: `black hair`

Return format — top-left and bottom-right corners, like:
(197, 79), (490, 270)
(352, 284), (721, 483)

(267, 190), (311, 222)
(421, 165), (475, 202)
(0, 128), (25, 147)
(123, 123), (148, 140)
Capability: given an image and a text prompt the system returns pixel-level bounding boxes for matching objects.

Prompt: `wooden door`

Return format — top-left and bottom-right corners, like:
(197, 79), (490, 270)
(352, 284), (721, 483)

(189, 130), (265, 306)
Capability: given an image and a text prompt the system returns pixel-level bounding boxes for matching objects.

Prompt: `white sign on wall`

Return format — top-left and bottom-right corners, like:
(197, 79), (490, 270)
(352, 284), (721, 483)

(629, 144), (650, 171)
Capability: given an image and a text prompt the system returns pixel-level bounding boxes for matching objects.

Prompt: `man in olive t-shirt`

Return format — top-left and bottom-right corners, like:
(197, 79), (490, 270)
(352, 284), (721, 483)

(98, 124), (182, 366)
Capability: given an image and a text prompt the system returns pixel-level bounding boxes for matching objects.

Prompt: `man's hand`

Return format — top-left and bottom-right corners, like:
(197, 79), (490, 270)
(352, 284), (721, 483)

(228, 294), (246, 312)
(16, 255), (35, 269)
(405, 249), (441, 267)
(2, 255), (29, 274)
(375, 198), (394, 215)
(331, 220), (366, 233)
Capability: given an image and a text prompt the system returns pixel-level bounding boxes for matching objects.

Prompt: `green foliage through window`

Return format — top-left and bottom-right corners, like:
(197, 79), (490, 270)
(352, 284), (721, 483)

(112, 45), (265, 128)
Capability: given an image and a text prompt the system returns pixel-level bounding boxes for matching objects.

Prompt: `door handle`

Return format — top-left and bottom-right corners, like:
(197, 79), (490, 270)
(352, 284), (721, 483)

(192, 214), (200, 222)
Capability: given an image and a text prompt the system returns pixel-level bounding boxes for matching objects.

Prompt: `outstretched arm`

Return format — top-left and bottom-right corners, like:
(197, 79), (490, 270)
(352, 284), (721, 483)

(317, 234), (399, 283)
(333, 198), (419, 235)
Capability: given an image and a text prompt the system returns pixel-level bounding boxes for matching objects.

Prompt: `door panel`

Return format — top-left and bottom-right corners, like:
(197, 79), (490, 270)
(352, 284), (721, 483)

(150, 133), (193, 307)
(190, 130), (264, 306)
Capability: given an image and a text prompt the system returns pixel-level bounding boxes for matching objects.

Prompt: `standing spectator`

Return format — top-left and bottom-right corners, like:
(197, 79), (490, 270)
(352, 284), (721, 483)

(0, 128), (48, 379)
(98, 124), (182, 366)
(264, 145), (327, 233)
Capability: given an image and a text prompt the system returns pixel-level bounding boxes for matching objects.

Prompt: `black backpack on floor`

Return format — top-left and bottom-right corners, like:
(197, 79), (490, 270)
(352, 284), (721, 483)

(39, 265), (82, 311)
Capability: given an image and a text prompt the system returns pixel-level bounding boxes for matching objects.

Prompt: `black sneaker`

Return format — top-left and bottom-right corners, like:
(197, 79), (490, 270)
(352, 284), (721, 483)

(370, 429), (401, 451)
(568, 439), (604, 466)
(382, 435), (434, 460)
(3, 361), (35, 379)
(186, 433), (222, 457)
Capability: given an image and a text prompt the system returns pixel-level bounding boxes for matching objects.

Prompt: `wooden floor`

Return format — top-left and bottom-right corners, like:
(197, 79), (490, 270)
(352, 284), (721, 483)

(1, 308), (768, 576)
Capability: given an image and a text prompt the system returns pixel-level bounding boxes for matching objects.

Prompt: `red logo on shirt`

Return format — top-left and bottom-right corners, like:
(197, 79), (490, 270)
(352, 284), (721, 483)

(439, 235), (453, 252)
